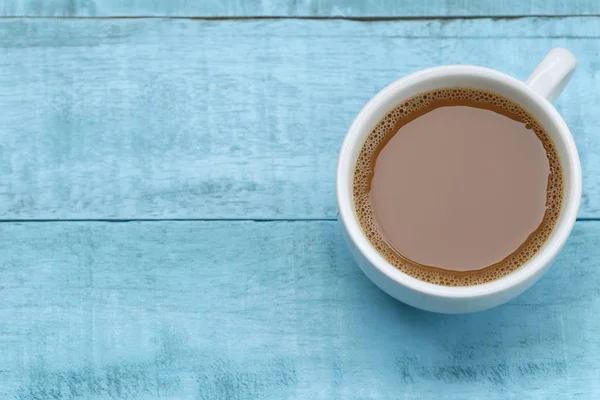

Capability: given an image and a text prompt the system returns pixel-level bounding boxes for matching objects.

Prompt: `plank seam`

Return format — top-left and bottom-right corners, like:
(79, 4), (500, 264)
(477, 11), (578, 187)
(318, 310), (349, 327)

(0, 218), (597, 223)
(0, 15), (600, 21)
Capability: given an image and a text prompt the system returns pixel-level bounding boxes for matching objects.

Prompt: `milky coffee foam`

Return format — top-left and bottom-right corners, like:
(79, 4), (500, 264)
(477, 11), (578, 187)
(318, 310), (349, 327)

(353, 88), (563, 286)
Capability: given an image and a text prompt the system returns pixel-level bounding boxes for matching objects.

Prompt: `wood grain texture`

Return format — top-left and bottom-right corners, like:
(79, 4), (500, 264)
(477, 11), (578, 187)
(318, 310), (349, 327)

(0, 220), (598, 399)
(1, 0), (599, 17)
(0, 17), (599, 219)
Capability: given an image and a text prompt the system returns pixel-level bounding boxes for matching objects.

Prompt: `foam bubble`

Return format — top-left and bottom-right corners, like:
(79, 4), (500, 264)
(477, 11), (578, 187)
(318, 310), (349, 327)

(352, 88), (564, 286)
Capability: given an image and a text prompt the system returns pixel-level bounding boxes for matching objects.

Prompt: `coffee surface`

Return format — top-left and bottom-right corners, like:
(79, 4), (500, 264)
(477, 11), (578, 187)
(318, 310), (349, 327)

(353, 88), (563, 286)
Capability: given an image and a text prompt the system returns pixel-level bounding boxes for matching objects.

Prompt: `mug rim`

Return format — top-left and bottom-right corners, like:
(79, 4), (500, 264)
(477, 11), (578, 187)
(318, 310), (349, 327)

(336, 65), (582, 299)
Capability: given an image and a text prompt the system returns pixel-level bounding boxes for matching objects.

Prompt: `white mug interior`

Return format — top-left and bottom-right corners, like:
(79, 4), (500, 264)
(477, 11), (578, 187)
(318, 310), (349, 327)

(337, 65), (582, 312)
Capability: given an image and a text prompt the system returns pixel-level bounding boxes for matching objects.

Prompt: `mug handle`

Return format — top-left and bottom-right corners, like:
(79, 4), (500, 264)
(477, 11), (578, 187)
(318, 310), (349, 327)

(526, 48), (577, 103)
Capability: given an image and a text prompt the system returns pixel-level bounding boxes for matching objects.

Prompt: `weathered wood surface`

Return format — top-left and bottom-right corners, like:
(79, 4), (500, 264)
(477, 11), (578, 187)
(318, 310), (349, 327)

(0, 220), (598, 399)
(1, 0), (599, 17)
(1, 1), (599, 398)
(0, 17), (599, 219)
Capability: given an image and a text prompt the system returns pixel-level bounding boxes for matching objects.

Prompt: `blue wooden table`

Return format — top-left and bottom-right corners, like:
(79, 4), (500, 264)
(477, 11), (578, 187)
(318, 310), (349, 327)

(1, 2), (599, 399)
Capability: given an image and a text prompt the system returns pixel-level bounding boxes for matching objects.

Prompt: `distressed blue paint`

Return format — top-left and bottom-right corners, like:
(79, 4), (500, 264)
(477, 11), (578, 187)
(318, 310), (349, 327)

(0, 221), (598, 399)
(0, 18), (599, 219)
(0, 3), (599, 399)
(0, 0), (599, 17)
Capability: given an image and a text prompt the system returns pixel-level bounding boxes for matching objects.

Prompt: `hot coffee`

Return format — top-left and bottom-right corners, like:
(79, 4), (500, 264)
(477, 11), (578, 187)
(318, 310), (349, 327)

(353, 88), (563, 286)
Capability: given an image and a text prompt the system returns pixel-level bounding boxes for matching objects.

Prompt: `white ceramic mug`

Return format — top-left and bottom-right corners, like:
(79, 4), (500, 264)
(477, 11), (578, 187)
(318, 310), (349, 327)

(336, 48), (581, 314)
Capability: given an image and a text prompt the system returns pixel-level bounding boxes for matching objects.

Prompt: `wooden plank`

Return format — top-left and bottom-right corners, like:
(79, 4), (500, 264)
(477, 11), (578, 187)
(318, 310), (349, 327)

(0, 220), (598, 398)
(1, 0), (599, 17)
(0, 17), (599, 219)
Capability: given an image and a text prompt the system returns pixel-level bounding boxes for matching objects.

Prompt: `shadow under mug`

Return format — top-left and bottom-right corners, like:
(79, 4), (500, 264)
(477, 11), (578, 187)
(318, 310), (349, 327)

(336, 48), (581, 314)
